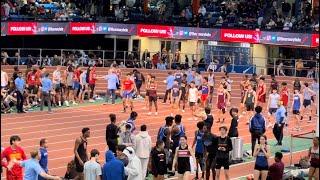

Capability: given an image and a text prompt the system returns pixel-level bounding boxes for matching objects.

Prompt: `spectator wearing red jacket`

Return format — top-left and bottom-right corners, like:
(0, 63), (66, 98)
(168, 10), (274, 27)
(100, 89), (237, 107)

(1, 135), (27, 180)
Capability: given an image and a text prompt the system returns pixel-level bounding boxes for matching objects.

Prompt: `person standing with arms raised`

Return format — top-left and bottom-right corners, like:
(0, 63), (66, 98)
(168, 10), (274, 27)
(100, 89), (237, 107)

(74, 127), (90, 180)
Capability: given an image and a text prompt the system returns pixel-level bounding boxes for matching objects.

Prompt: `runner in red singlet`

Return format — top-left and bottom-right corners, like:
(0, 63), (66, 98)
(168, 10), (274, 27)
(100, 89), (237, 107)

(280, 82), (289, 108)
(257, 77), (267, 106)
(216, 84), (230, 124)
(121, 73), (136, 113)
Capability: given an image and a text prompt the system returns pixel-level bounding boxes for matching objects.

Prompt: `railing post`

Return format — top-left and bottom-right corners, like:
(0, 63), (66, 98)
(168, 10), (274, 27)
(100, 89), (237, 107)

(102, 50), (105, 67)
(60, 49), (63, 66)
(39, 49), (42, 66)
(273, 58), (276, 75)
(294, 60), (297, 77)
(17, 48), (21, 66)
(231, 56), (235, 73)
(123, 51), (126, 66)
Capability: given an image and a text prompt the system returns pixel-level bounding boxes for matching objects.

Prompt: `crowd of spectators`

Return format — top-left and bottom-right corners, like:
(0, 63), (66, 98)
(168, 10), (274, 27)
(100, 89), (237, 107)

(1, 0), (319, 32)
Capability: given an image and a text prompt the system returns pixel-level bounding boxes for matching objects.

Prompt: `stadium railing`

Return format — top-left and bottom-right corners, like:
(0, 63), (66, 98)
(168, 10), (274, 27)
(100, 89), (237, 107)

(1, 48), (319, 76)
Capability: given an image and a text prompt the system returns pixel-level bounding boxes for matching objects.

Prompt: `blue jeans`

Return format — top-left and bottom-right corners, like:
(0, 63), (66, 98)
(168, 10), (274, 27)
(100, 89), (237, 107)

(106, 89), (116, 104)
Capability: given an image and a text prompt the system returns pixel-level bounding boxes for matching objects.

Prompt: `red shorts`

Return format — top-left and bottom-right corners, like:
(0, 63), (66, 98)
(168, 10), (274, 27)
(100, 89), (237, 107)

(201, 94), (208, 102)
(217, 102), (226, 110)
(258, 94), (266, 103)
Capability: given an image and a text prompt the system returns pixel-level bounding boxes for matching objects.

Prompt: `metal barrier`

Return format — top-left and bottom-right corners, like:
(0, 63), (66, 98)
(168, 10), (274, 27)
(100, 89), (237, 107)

(1, 48), (319, 76)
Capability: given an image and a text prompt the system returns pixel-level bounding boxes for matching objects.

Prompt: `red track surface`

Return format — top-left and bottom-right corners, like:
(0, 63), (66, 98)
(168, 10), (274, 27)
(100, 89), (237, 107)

(1, 100), (316, 179)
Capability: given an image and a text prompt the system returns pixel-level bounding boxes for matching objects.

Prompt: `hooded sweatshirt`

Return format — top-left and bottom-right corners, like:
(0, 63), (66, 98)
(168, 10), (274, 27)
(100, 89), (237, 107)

(249, 113), (266, 134)
(103, 150), (125, 180)
(123, 147), (143, 180)
(135, 131), (152, 159)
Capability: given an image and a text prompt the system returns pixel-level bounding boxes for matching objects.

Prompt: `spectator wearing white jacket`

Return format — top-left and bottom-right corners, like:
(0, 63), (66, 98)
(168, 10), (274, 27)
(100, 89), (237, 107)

(123, 147), (142, 180)
(134, 125), (152, 179)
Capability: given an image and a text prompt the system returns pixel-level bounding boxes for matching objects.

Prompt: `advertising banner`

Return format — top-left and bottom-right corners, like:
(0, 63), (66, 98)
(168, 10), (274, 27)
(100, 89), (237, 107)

(36, 22), (68, 35)
(137, 24), (174, 38)
(95, 23), (136, 35)
(69, 22), (96, 35)
(311, 34), (319, 47)
(1, 22), (7, 36)
(220, 29), (261, 43)
(173, 27), (219, 40)
(260, 31), (311, 46)
(7, 22), (37, 35)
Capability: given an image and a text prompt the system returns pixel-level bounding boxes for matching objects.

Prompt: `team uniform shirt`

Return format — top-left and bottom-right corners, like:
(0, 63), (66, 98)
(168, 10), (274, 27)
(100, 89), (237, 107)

(180, 80), (187, 98)
(172, 84), (180, 98)
(208, 74), (215, 93)
(89, 70), (97, 85)
(280, 87), (289, 106)
(292, 94), (301, 113)
(269, 93), (280, 109)
(226, 79), (232, 92)
(217, 90), (226, 110)
(39, 147), (48, 173)
(148, 82), (157, 98)
(257, 84), (266, 103)
(1, 146), (27, 179)
(35, 70), (42, 86)
(52, 70), (61, 85)
(174, 73), (183, 84)
(188, 88), (198, 103)
(123, 80), (134, 91)
(200, 85), (209, 102)
(27, 72), (37, 86)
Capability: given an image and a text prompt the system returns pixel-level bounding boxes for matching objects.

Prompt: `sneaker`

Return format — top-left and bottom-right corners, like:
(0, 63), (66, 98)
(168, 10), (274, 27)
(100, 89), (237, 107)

(181, 109), (185, 113)
(65, 101), (70, 107)
(307, 120), (312, 123)
(89, 99), (95, 103)
(170, 113), (173, 116)
(147, 112), (152, 115)
(155, 112), (158, 115)
(72, 102), (78, 106)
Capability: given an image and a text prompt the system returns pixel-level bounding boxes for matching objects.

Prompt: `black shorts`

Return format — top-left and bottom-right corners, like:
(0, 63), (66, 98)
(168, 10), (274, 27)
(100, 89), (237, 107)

(269, 108), (277, 114)
(303, 99), (311, 108)
(136, 82), (142, 90)
(28, 85), (38, 94)
(67, 85), (74, 90)
(254, 164), (269, 171)
(206, 154), (216, 169)
(146, 90), (149, 97)
(149, 96), (157, 102)
(189, 102), (196, 107)
(220, 108), (226, 114)
(195, 152), (204, 159)
(54, 83), (61, 92)
(246, 103), (254, 111)
(215, 158), (229, 170)
(292, 110), (300, 115)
